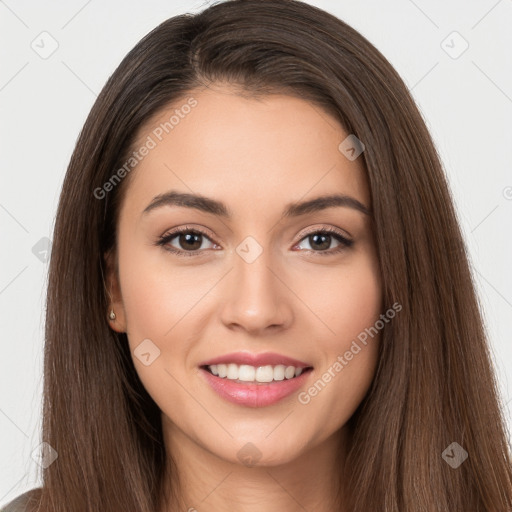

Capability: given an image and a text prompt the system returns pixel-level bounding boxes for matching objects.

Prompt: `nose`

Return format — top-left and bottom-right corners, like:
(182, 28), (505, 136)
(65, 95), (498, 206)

(219, 248), (294, 335)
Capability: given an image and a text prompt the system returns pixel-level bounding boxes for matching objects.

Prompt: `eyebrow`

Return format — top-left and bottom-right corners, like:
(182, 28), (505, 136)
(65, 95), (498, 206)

(141, 190), (371, 219)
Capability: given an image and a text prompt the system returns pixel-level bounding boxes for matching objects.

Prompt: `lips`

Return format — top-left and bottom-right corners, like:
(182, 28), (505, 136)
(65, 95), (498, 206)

(199, 366), (313, 407)
(197, 351), (314, 407)
(198, 351), (312, 369)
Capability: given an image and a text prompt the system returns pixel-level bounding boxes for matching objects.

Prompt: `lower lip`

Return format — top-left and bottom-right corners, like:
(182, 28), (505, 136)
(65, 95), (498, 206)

(199, 367), (313, 408)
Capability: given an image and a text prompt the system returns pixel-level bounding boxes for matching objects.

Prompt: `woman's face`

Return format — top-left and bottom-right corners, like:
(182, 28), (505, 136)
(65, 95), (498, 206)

(107, 85), (382, 467)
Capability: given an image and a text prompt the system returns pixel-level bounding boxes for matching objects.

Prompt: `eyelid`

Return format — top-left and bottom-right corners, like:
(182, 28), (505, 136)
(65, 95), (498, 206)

(296, 224), (352, 242)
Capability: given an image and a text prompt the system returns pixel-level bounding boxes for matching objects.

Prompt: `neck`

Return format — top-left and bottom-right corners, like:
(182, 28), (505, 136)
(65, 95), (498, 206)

(159, 415), (350, 512)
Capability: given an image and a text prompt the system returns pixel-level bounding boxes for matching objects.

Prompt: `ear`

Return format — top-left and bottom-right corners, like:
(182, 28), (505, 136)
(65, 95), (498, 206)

(104, 249), (127, 333)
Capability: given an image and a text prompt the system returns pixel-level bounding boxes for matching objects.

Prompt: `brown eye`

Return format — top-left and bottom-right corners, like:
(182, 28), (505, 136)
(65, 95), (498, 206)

(157, 227), (218, 257)
(176, 232), (203, 251)
(308, 233), (332, 251)
(294, 228), (353, 256)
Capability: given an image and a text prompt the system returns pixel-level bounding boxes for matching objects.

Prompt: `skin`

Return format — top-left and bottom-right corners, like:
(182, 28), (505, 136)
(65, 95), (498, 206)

(106, 84), (383, 512)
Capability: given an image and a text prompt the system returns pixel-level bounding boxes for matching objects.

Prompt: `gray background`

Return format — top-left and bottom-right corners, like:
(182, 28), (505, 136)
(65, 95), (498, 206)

(1, 0), (511, 503)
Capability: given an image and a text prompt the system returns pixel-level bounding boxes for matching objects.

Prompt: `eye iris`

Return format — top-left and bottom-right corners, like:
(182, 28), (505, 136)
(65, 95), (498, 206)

(310, 233), (331, 251)
(180, 232), (202, 250)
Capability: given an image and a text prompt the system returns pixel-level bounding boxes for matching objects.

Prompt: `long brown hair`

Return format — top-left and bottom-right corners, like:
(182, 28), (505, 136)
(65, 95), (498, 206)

(30, 0), (512, 510)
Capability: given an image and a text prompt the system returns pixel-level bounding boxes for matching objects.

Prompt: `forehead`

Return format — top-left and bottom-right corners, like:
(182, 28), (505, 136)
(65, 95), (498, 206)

(121, 86), (370, 219)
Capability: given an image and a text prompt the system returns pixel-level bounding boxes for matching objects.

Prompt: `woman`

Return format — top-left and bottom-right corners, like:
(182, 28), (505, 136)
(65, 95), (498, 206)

(3, 0), (511, 510)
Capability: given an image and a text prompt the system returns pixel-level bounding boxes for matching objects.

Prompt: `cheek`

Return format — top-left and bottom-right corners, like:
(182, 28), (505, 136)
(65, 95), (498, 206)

(326, 267), (382, 347)
(296, 248), (382, 350)
(116, 245), (201, 409)
(118, 241), (207, 341)
(295, 250), (382, 419)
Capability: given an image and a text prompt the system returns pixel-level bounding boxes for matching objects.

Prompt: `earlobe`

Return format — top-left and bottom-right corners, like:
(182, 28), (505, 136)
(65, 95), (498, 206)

(103, 249), (127, 333)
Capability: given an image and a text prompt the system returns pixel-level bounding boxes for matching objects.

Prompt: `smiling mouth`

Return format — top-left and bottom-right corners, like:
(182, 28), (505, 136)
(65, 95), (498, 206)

(200, 364), (314, 384)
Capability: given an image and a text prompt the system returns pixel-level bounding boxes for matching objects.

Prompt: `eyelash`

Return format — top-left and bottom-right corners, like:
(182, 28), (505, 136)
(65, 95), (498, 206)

(156, 225), (353, 258)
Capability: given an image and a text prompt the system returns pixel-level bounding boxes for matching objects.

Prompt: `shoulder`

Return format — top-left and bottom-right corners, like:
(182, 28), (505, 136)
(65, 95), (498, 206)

(0, 489), (42, 512)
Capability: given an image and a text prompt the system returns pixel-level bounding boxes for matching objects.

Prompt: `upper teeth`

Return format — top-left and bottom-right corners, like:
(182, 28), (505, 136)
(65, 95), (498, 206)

(208, 364), (304, 383)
